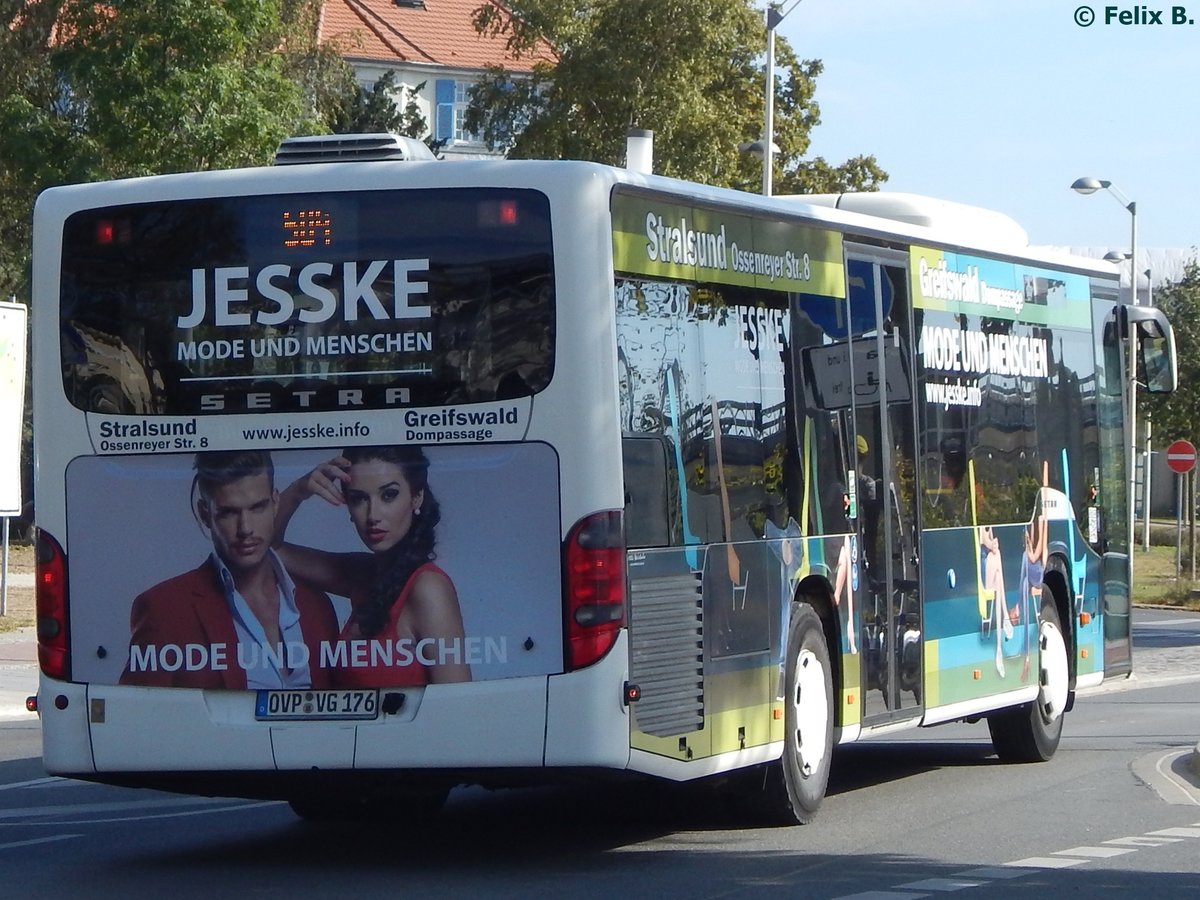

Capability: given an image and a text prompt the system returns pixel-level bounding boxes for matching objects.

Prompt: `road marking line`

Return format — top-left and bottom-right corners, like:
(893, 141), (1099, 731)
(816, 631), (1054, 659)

(1005, 857), (1088, 869)
(1053, 846), (1136, 858)
(0, 834), (82, 851)
(1135, 618), (1200, 627)
(1104, 836), (1182, 846)
(0, 777), (65, 792)
(49, 800), (280, 826)
(0, 795), (252, 820)
(953, 867), (1036, 880)
(894, 877), (983, 891)
(1146, 827), (1200, 837)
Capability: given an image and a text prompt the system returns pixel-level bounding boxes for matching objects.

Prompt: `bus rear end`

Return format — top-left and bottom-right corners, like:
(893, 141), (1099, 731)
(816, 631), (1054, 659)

(31, 159), (632, 809)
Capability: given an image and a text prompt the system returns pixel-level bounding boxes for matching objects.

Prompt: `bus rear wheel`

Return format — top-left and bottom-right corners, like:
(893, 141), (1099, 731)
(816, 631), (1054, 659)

(288, 786), (449, 824)
(738, 602), (834, 825)
(987, 594), (1068, 762)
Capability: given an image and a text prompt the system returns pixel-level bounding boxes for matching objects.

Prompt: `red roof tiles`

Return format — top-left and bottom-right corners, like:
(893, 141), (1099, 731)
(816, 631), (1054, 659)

(319, 0), (553, 72)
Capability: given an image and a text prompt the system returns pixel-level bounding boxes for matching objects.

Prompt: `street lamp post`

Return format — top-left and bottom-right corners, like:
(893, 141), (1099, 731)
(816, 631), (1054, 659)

(1143, 263), (1154, 551)
(1074, 178), (1138, 305)
(1072, 177), (1140, 555)
(761, 1), (803, 196)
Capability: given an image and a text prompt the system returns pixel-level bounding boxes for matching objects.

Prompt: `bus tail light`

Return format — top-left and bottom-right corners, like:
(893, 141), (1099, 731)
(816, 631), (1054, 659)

(35, 528), (71, 682)
(563, 511), (626, 671)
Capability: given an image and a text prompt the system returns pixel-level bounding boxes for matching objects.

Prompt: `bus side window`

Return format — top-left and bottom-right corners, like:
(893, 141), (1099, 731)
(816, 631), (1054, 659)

(622, 435), (675, 548)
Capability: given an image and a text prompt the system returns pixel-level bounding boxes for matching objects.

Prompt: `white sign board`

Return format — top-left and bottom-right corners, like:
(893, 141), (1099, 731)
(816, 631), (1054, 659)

(0, 302), (28, 516)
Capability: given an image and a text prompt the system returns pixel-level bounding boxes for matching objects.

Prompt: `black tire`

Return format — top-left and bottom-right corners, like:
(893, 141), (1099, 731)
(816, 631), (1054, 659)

(987, 594), (1069, 762)
(737, 602), (834, 825)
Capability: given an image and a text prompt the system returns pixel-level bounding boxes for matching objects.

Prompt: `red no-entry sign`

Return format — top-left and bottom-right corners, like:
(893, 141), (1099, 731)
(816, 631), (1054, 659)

(1166, 439), (1197, 474)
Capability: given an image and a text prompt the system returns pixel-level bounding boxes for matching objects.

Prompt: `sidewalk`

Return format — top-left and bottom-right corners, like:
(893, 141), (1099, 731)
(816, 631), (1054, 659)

(0, 625), (37, 723)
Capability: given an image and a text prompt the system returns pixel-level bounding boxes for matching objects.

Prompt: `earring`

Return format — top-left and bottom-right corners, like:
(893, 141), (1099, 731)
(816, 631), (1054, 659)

(414, 507), (422, 517)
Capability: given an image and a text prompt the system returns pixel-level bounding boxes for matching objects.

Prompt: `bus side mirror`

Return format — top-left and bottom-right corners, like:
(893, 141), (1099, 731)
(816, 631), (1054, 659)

(1125, 306), (1178, 394)
(1140, 332), (1176, 393)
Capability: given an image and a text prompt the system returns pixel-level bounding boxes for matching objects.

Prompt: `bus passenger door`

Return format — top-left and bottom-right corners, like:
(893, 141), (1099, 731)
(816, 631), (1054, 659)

(846, 251), (923, 721)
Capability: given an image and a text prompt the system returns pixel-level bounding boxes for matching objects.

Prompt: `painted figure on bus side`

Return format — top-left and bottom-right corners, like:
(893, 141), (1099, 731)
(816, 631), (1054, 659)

(120, 451), (340, 689)
(978, 524), (1009, 678)
(1018, 494), (1049, 682)
(276, 445), (472, 685)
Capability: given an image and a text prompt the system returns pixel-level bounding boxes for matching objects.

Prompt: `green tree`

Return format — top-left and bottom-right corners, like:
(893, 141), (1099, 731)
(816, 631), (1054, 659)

(279, 0), (363, 133)
(1144, 260), (1200, 447)
(0, 0), (347, 524)
(51, 0), (315, 176)
(467, 0), (886, 192)
(0, 0), (338, 303)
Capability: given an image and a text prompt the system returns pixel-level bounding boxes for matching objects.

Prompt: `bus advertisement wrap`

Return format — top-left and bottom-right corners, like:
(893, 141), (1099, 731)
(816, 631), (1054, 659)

(82, 398), (534, 455)
(909, 246), (1093, 327)
(610, 193), (845, 297)
(64, 443), (563, 688)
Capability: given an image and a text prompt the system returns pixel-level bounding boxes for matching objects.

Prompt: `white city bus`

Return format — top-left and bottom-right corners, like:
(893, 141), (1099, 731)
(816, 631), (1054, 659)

(31, 136), (1177, 823)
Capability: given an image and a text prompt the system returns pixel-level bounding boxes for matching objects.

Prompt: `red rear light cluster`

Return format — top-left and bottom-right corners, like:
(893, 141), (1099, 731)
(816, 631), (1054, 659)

(35, 529), (71, 682)
(563, 511), (626, 671)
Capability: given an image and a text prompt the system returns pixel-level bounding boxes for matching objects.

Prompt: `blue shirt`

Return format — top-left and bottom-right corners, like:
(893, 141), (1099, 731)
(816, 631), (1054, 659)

(211, 550), (314, 690)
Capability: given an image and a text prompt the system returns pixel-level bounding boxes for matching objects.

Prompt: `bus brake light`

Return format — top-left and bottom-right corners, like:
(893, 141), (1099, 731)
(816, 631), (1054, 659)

(563, 511), (626, 671)
(35, 528), (71, 682)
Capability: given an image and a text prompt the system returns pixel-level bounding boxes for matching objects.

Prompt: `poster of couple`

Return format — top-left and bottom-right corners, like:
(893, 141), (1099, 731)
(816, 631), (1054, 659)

(65, 442), (564, 689)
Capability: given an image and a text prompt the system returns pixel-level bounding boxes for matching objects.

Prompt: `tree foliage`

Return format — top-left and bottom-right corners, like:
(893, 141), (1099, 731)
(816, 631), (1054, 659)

(1144, 260), (1200, 447)
(0, 0), (371, 517)
(0, 0), (355, 303)
(466, 0), (886, 193)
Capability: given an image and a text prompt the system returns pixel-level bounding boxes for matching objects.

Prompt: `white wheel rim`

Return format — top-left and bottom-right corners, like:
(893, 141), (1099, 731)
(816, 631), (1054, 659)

(792, 648), (829, 777)
(1038, 619), (1069, 723)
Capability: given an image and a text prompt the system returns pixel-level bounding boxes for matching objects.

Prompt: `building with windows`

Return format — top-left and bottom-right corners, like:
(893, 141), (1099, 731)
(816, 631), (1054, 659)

(319, 0), (553, 158)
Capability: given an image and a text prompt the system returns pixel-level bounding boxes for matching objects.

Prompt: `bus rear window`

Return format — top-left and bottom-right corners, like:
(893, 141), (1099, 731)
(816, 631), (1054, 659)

(59, 189), (554, 415)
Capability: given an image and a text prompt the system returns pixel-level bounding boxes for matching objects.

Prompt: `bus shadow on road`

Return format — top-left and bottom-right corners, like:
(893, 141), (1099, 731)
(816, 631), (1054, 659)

(828, 740), (1000, 795)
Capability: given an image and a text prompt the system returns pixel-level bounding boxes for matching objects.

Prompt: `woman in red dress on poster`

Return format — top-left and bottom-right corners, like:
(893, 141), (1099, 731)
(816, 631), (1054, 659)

(275, 446), (471, 686)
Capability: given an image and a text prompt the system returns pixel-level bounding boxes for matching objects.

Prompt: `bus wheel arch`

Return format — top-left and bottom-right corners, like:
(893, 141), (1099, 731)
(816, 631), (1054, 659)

(794, 575), (844, 723)
(1041, 555), (1077, 698)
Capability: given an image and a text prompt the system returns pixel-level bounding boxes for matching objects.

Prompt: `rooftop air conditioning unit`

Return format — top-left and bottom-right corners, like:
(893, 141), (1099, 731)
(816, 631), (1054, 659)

(274, 133), (437, 165)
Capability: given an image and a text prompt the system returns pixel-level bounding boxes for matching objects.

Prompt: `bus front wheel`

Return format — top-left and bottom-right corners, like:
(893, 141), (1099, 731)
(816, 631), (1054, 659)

(739, 602), (834, 825)
(987, 594), (1068, 762)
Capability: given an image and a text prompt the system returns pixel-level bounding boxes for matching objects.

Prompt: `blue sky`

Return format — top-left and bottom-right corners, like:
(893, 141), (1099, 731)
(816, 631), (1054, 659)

(776, 0), (1199, 250)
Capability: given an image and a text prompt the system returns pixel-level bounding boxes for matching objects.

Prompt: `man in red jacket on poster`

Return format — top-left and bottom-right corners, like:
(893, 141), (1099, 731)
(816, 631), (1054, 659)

(121, 450), (338, 690)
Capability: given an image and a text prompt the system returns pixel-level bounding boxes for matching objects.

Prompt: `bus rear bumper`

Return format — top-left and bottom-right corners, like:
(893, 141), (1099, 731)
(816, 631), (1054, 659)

(38, 634), (633, 786)
(38, 678), (95, 776)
